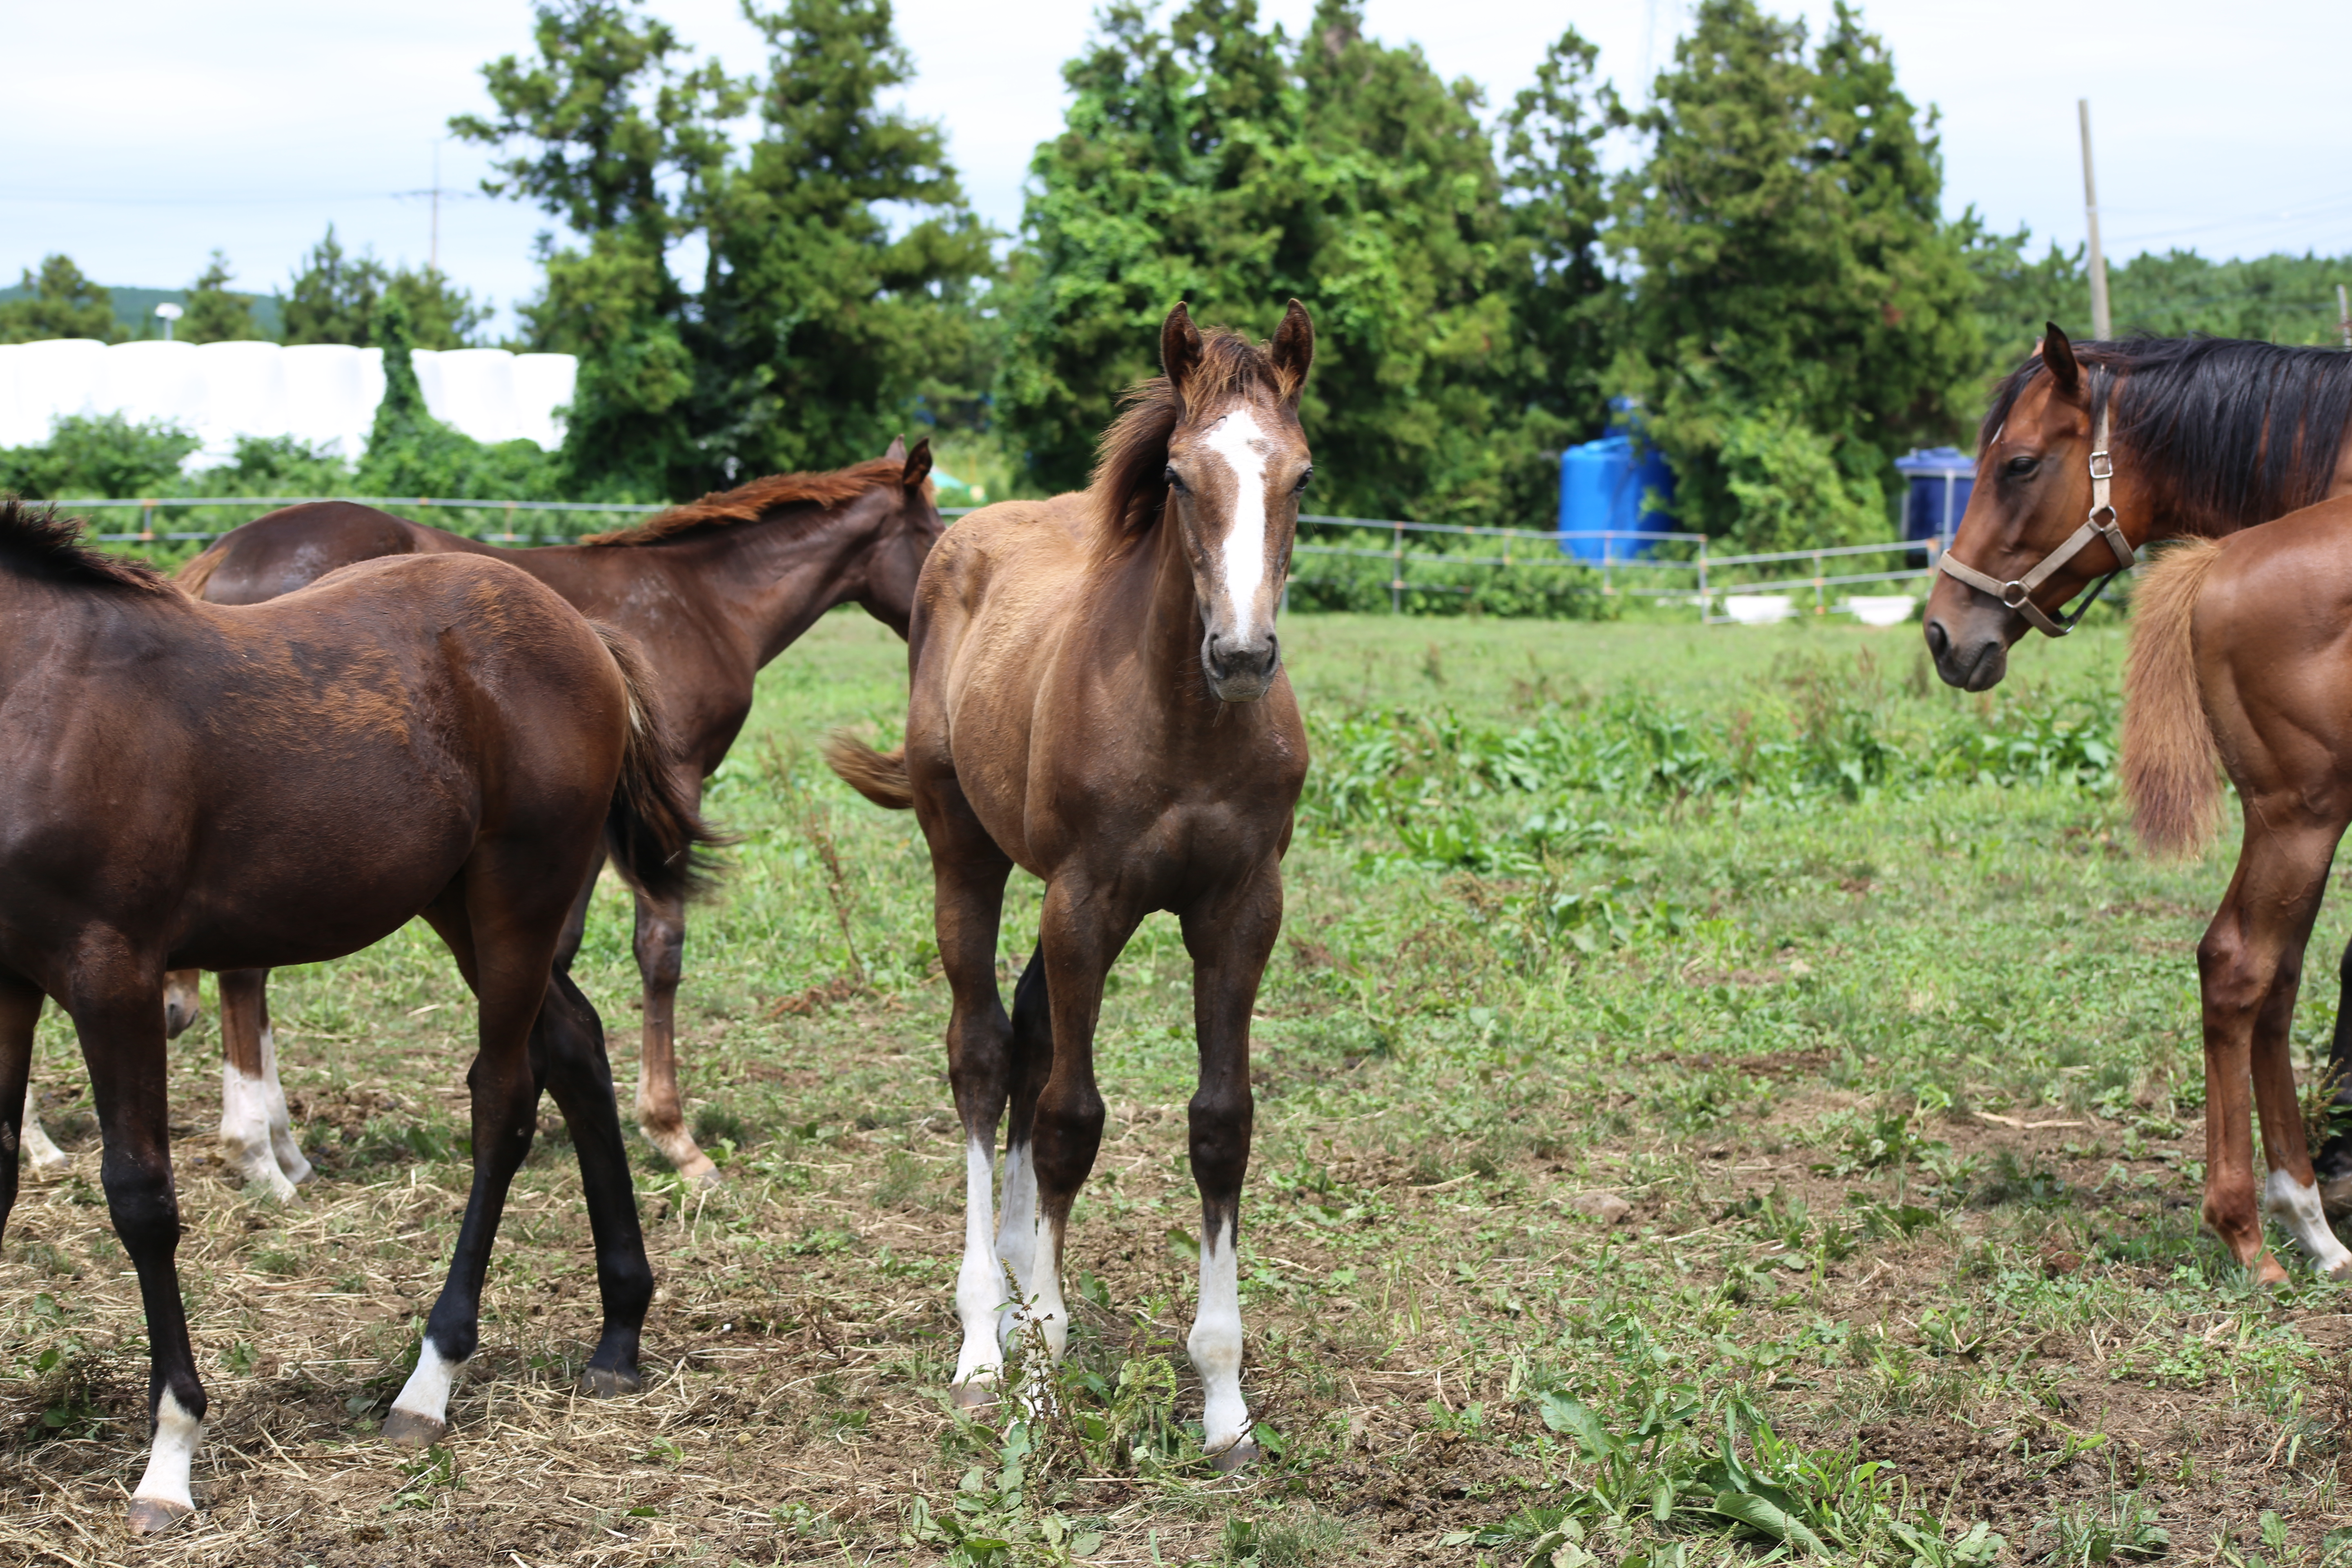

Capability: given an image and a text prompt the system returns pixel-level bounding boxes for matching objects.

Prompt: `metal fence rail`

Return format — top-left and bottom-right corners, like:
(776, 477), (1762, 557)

(58, 493), (1961, 621)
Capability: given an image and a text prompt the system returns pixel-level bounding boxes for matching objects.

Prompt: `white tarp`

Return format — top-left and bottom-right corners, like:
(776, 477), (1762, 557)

(0, 339), (577, 465)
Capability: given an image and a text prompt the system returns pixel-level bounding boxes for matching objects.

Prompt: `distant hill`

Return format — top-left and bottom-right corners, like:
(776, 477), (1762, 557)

(0, 282), (285, 341)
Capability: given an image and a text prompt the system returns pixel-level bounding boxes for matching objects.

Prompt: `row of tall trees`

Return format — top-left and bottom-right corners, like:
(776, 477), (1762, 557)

(0, 238), (484, 350)
(456, 0), (2061, 542)
(9, 0), (2348, 540)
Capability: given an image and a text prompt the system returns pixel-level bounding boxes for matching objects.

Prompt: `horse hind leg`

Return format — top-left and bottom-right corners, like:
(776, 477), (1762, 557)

(163, 969), (203, 1038)
(386, 879), (566, 1446)
(2199, 814), (2345, 1282)
(632, 886), (717, 1185)
(216, 969), (299, 1201)
(995, 947), (1051, 1337)
(531, 967), (654, 1396)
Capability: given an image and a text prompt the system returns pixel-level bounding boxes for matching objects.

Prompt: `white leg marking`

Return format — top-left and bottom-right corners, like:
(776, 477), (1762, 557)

(220, 1056), (295, 1202)
(131, 1388), (202, 1515)
(1188, 1218), (1250, 1456)
(258, 1027), (313, 1185)
(996, 1143), (1038, 1293)
(2264, 1169), (2352, 1273)
(390, 1339), (463, 1427)
(953, 1136), (1007, 1391)
(20, 1081), (69, 1174)
(1202, 410), (1274, 643)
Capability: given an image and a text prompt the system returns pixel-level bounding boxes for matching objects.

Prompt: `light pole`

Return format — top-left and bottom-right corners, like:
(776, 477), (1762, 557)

(154, 301), (183, 342)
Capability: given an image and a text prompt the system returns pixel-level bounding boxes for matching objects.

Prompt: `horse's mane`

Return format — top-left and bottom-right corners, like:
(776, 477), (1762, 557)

(0, 496), (172, 594)
(582, 456), (915, 548)
(1981, 337), (2352, 535)
(1093, 328), (1300, 555)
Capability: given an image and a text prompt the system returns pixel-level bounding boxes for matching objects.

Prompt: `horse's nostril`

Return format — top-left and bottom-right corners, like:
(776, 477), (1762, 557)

(1923, 620), (1950, 659)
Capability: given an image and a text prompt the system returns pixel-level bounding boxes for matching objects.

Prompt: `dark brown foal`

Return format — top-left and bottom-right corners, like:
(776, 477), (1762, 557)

(0, 502), (714, 1532)
(830, 303), (1314, 1466)
(132, 440), (938, 1186)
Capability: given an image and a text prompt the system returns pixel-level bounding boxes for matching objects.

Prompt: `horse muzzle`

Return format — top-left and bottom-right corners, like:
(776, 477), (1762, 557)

(1923, 614), (2009, 691)
(1203, 630), (1280, 703)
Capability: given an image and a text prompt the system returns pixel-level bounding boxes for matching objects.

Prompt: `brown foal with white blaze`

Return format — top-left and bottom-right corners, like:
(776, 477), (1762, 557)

(829, 302), (1314, 1465)
(2123, 497), (2352, 1283)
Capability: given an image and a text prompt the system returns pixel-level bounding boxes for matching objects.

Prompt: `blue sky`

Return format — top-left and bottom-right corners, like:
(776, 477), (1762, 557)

(5, 0), (2348, 337)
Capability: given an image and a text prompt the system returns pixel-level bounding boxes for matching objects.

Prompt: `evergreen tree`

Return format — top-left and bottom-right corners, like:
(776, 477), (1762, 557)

(999, 2), (1613, 522)
(180, 250), (265, 343)
(694, 0), (998, 484)
(1609, 0), (1979, 550)
(456, 0), (747, 493)
(282, 226), (388, 345)
(0, 254), (121, 344)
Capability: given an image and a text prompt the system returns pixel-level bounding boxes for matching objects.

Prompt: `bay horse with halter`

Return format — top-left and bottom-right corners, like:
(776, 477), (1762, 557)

(828, 302), (1314, 1465)
(20, 441), (939, 1193)
(0, 500), (715, 1531)
(2121, 496), (2352, 1282)
(1922, 323), (2352, 1203)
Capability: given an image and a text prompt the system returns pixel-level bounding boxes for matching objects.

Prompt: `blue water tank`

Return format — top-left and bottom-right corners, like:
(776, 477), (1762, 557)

(1557, 433), (1674, 561)
(1893, 447), (1975, 541)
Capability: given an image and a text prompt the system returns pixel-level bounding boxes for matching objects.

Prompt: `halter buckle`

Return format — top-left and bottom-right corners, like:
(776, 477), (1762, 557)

(2087, 450), (2114, 481)
(1999, 581), (2031, 609)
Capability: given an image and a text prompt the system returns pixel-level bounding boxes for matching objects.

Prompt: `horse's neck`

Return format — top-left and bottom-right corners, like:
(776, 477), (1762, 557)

(555, 504), (883, 667)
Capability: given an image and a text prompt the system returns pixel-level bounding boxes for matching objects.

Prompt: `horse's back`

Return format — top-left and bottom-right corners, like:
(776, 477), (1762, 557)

(182, 501), (485, 606)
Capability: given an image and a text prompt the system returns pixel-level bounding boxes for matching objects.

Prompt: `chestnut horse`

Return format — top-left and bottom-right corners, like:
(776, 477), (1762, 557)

(2121, 497), (2352, 1282)
(1922, 323), (2352, 1202)
(828, 303), (1314, 1466)
(21, 441), (938, 1192)
(0, 501), (714, 1531)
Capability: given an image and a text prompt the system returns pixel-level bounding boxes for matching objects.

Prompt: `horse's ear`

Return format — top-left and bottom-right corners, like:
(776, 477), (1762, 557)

(882, 434), (907, 464)
(2042, 322), (2081, 395)
(902, 436), (933, 489)
(1269, 299), (1314, 405)
(1161, 302), (1204, 402)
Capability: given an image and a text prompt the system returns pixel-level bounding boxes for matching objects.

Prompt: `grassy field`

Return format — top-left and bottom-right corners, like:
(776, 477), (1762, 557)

(4, 608), (2347, 1566)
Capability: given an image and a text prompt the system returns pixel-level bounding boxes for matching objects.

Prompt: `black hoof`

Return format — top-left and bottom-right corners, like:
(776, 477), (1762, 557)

(381, 1408), (448, 1448)
(126, 1497), (192, 1535)
(1209, 1438), (1261, 1474)
(582, 1365), (642, 1399)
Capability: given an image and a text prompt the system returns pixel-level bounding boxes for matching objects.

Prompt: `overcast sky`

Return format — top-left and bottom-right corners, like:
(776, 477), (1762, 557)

(6, 0), (2349, 336)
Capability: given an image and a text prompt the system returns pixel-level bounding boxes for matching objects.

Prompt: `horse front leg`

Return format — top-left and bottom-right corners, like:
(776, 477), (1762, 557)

(66, 949), (206, 1532)
(2314, 933), (2352, 1214)
(1019, 878), (1131, 1385)
(1180, 866), (1281, 1469)
(927, 815), (1016, 1407)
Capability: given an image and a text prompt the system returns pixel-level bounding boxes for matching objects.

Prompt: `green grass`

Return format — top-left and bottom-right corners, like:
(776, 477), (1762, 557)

(7, 608), (2352, 1566)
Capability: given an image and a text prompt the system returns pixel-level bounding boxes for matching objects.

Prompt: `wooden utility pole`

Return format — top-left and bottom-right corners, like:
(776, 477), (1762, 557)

(2339, 283), (2350, 350)
(2079, 99), (2110, 340)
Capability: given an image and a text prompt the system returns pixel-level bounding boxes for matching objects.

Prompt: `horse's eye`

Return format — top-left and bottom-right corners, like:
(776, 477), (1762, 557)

(1163, 465), (1185, 490)
(1294, 466), (1314, 493)
(2005, 455), (2039, 477)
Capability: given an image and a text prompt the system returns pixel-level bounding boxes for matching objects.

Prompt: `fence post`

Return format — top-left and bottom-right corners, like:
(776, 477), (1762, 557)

(1601, 532), (1614, 597)
(1813, 550), (1825, 615)
(139, 499), (154, 542)
(1391, 520), (1403, 614)
(1696, 536), (1710, 625)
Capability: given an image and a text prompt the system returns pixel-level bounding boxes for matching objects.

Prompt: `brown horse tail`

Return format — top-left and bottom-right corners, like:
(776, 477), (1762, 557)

(175, 541), (228, 598)
(2122, 537), (2229, 856)
(594, 624), (727, 902)
(824, 732), (914, 810)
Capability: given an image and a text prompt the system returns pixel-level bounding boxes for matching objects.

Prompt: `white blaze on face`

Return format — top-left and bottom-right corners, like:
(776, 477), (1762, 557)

(1200, 409), (1274, 642)
(2263, 1168), (2352, 1274)
(131, 1388), (203, 1515)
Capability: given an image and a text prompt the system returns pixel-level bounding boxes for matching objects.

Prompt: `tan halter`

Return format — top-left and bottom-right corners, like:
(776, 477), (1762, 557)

(1936, 388), (2134, 638)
